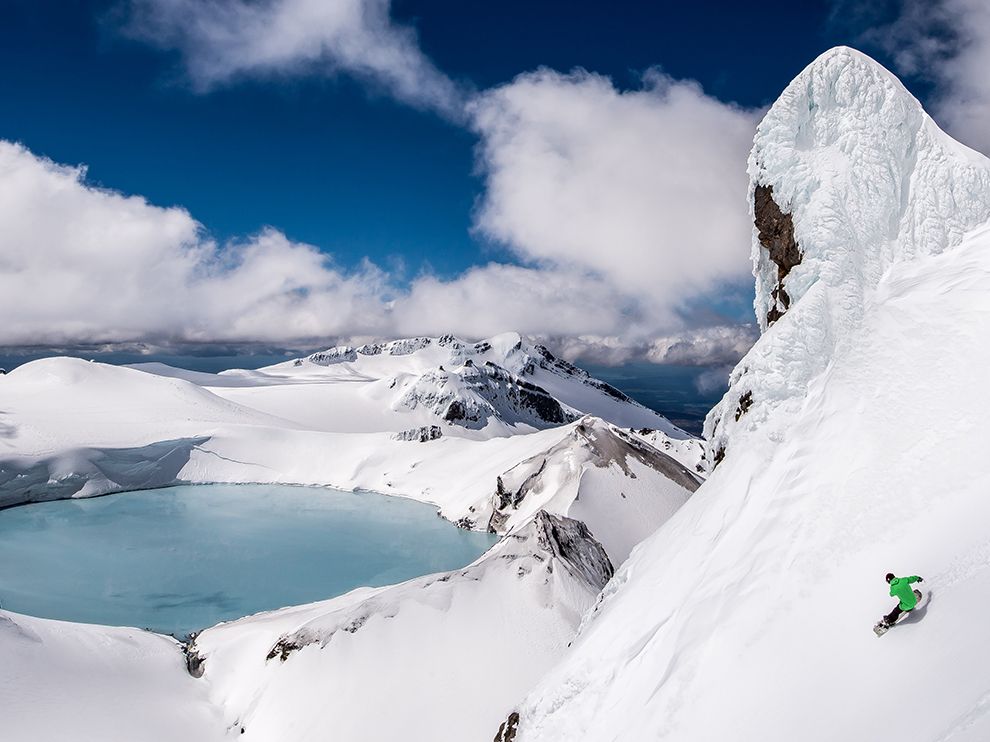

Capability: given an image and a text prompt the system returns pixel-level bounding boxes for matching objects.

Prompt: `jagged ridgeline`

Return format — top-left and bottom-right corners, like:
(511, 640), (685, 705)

(303, 333), (655, 433)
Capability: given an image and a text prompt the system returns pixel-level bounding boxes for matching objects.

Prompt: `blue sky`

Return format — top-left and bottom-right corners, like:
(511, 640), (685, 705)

(0, 0), (980, 363)
(2, 0), (891, 277)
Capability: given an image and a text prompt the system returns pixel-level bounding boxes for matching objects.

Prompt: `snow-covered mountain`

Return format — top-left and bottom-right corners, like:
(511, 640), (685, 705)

(506, 47), (990, 742)
(0, 336), (701, 740)
(156, 331), (687, 439)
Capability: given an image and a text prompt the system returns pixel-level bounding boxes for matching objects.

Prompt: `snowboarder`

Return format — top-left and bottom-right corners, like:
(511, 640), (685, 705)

(874, 572), (924, 635)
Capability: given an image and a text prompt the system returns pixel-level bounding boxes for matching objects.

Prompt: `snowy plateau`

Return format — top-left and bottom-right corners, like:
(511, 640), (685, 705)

(3, 44), (990, 742)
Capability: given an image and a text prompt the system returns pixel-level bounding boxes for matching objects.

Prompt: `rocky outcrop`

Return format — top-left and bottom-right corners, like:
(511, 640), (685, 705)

(754, 184), (801, 326)
(531, 511), (614, 590)
(488, 421), (701, 533)
(734, 390), (753, 421)
(494, 711), (520, 742)
(183, 634), (206, 678)
(307, 347), (357, 365)
(399, 362), (574, 431)
(485, 420), (700, 564)
(391, 425), (443, 443)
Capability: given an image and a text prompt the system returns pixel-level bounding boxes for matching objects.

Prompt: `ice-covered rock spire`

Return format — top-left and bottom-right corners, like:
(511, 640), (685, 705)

(750, 45), (990, 331)
(706, 46), (990, 463)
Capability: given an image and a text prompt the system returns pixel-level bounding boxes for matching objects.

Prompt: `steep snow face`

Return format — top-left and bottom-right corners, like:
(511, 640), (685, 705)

(513, 222), (990, 742)
(192, 512), (611, 742)
(707, 46), (990, 462)
(509, 50), (990, 742)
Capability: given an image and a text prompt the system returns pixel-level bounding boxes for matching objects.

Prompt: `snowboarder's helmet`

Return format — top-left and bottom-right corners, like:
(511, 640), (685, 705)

(885, 573), (895, 583)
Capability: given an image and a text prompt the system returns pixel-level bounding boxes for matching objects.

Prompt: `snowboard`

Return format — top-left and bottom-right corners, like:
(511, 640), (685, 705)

(873, 589), (924, 637)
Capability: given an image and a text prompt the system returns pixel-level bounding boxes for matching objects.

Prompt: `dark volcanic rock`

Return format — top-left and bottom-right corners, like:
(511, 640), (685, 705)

(533, 511), (614, 589)
(494, 711), (521, 742)
(391, 425), (443, 443)
(754, 184), (802, 325)
(734, 390), (753, 421)
(443, 400), (468, 422)
(183, 635), (206, 678)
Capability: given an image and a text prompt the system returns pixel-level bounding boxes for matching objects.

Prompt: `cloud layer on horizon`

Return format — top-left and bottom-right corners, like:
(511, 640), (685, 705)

(0, 139), (754, 365)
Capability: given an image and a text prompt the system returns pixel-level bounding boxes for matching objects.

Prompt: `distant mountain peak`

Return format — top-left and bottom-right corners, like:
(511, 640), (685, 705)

(300, 333), (681, 438)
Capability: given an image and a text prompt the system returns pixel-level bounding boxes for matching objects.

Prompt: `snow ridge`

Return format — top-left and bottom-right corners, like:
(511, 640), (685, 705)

(190, 511), (612, 742)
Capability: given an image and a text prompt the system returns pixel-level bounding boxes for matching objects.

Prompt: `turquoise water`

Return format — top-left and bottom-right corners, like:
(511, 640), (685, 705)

(0, 484), (496, 637)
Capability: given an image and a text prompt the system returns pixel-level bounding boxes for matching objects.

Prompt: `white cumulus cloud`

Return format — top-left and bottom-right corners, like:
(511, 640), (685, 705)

(5, 5), (768, 366)
(468, 68), (758, 305)
(122, 0), (465, 116)
(0, 141), (391, 344)
(0, 139), (755, 367)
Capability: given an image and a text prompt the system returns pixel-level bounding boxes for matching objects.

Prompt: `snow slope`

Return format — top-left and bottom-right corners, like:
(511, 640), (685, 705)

(1, 610), (227, 742)
(191, 512), (612, 742)
(508, 47), (990, 742)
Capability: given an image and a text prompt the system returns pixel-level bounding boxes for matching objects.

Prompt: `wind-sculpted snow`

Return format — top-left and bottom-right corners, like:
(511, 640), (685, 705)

(511, 49), (990, 742)
(190, 512), (611, 742)
(0, 437), (207, 509)
(707, 46), (990, 463)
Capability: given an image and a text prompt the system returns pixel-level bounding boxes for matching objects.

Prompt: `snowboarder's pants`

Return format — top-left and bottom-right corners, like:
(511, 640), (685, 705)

(885, 605), (909, 625)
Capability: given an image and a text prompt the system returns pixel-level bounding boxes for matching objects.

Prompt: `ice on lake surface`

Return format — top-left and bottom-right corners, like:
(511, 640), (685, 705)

(0, 484), (497, 637)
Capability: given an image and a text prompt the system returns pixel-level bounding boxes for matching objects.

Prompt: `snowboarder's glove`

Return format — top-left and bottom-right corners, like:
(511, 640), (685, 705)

(917, 577), (924, 583)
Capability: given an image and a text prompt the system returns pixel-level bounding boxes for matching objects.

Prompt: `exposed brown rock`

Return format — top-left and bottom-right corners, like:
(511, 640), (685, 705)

(494, 711), (520, 742)
(712, 445), (726, 469)
(754, 184), (802, 325)
(734, 390), (753, 421)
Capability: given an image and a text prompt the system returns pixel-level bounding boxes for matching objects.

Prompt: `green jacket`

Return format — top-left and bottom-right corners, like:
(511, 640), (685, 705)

(889, 576), (921, 610)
